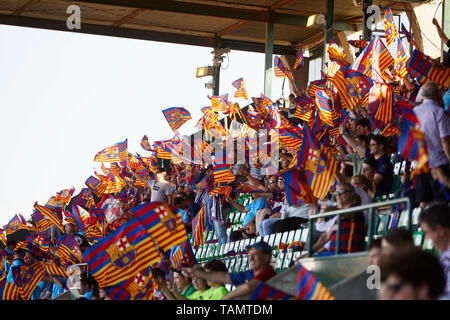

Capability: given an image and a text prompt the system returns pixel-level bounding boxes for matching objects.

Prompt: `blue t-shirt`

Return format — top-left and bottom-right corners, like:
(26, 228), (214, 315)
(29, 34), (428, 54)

(374, 154), (393, 197)
(52, 277), (67, 299)
(444, 90), (450, 112)
(229, 270), (254, 287)
(179, 209), (189, 224)
(85, 291), (93, 300)
(242, 197), (270, 226)
(6, 259), (23, 283)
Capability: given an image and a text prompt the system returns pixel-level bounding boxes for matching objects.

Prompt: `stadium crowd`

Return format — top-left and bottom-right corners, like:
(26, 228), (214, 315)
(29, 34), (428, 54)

(1, 16), (450, 301)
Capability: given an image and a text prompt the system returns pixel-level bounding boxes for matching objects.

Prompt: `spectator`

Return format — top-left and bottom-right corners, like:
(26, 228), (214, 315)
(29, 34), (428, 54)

(227, 193), (270, 235)
(257, 203), (311, 237)
(368, 135), (394, 197)
(362, 158), (378, 183)
(187, 265), (210, 300)
(172, 268), (196, 298)
(418, 202), (450, 299)
(355, 118), (373, 138)
(368, 238), (382, 266)
(78, 273), (98, 300)
(151, 267), (168, 300)
(432, 18), (450, 68)
(183, 241), (276, 300)
(130, 166), (172, 204)
(413, 81), (450, 206)
(201, 259), (229, 300)
(380, 248), (445, 300)
(64, 222), (90, 252)
(381, 228), (415, 256)
(338, 124), (369, 176)
(6, 248), (26, 284)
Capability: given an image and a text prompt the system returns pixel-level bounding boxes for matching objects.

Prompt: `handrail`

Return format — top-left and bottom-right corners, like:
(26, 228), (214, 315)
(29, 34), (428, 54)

(307, 197), (411, 257)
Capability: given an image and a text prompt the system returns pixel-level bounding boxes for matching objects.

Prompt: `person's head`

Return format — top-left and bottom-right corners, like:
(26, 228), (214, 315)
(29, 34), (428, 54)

(14, 248), (26, 260)
(362, 158), (378, 180)
(380, 248), (445, 300)
(191, 265), (209, 291)
(369, 135), (389, 156)
(351, 174), (373, 193)
(288, 93), (295, 103)
(156, 167), (167, 181)
(206, 164), (214, 175)
(78, 273), (97, 295)
(174, 196), (188, 210)
(151, 267), (166, 284)
(355, 118), (371, 135)
(6, 240), (17, 252)
(267, 175), (280, 191)
(381, 228), (415, 256)
(355, 134), (369, 149)
(244, 220), (257, 236)
(421, 81), (442, 103)
(335, 183), (360, 209)
(368, 238), (382, 266)
(203, 259), (228, 288)
(419, 202), (450, 252)
(246, 241), (272, 272)
(64, 222), (76, 236)
(281, 153), (293, 169)
(172, 268), (191, 292)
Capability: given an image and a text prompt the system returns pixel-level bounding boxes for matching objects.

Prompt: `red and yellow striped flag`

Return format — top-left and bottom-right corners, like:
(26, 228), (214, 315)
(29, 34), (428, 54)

(33, 204), (64, 233)
(384, 8), (399, 48)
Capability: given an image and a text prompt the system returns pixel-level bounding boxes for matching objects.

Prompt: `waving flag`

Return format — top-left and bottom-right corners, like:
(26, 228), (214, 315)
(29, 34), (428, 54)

(94, 139), (128, 163)
(279, 127), (303, 150)
(11, 262), (46, 300)
(401, 23), (416, 47)
(192, 206), (206, 248)
(274, 56), (293, 80)
(162, 107), (192, 132)
(315, 90), (335, 127)
(31, 209), (53, 232)
(395, 39), (409, 78)
(407, 49), (450, 88)
(74, 188), (95, 211)
(45, 262), (68, 278)
(25, 232), (50, 253)
(55, 187), (75, 206)
(284, 169), (316, 206)
(293, 49), (304, 70)
(384, 8), (399, 48)
(250, 283), (296, 300)
(55, 234), (83, 265)
(132, 202), (187, 252)
(33, 204), (64, 233)
(105, 265), (157, 300)
(308, 79), (326, 98)
(348, 39), (368, 49)
(83, 218), (160, 287)
(170, 239), (197, 270)
(368, 83), (394, 124)
(0, 280), (19, 300)
(328, 40), (351, 67)
(297, 263), (335, 300)
(210, 94), (230, 113)
(232, 78), (248, 100)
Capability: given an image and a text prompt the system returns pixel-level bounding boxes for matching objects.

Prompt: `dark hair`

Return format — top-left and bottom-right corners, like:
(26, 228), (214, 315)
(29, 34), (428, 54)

(368, 238), (382, 250)
(174, 197), (185, 207)
(156, 167), (167, 174)
(355, 134), (369, 147)
(380, 248), (445, 299)
(203, 259), (228, 273)
(352, 174), (373, 192)
(418, 201), (450, 230)
(363, 158), (378, 171)
(383, 228), (414, 248)
(80, 273), (98, 292)
(151, 267), (166, 280)
(370, 135), (389, 151)
(356, 118), (371, 129)
(6, 240), (17, 247)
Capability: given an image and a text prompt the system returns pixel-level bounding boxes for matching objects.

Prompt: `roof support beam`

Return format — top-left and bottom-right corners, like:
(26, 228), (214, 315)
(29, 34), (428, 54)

(112, 8), (146, 27)
(13, 0), (41, 16)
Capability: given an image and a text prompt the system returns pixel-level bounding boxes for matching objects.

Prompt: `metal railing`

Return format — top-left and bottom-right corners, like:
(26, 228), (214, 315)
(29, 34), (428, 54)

(307, 197), (412, 257)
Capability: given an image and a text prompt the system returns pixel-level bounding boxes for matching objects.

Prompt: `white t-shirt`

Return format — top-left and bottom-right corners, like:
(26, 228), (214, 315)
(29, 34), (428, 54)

(148, 180), (171, 203)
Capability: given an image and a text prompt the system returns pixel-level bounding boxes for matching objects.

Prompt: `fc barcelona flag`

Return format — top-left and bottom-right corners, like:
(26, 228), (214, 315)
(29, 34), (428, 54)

(132, 202), (187, 253)
(384, 7), (399, 48)
(31, 209), (53, 232)
(105, 265), (157, 300)
(367, 83), (394, 124)
(140, 135), (153, 151)
(274, 56), (293, 80)
(407, 49), (450, 88)
(284, 168), (316, 206)
(162, 107), (192, 132)
(82, 218), (160, 287)
(94, 139), (128, 163)
(232, 78), (248, 100)
(297, 263), (335, 300)
(192, 206), (206, 248)
(348, 40), (368, 49)
(170, 239), (197, 270)
(250, 283), (296, 300)
(0, 280), (20, 300)
(33, 203), (64, 233)
(292, 49), (304, 70)
(11, 262), (46, 300)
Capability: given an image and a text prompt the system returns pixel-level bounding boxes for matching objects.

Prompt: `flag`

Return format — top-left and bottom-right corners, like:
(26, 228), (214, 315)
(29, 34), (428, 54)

(398, 121), (429, 177)
(274, 56), (293, 80)
(94, 139), (128, 163)
(162, 107), (192, 131)
(105, 265), (157, 300)
(348, 39), (368, 49)
(192, 206), (205, 248)
(140, 135), (153, 151)
(82, 218), (160, 287)
(31, 209), (53, 232)
(33, 204), (64, 233)
(328, 40), (351, 67)
(384, 8), (399, 48)
(379, 122), (400, 137)
(232, 78), (248, 100)
(11, 262), (46, 300)
(284, 169), (316, 206)
(210, 94), (230, 113)
(293, 49), (304, 70)
(0, 280), (20, 300)
(308, 79), (326, 98)
(85, 175), (107, 196)
(315, 90), (334, 127)
(45, 262), (68, 278)
(170, 239), (197, 270)
(297, 263), (335, 300)
(55, 234), (83, 265)
(367, 83), (394, 124)
(395, 38), (409, 78)
(279, 127), (303, 150)
(132, 202), (187, 252)
(55, 187), (75, 206)
(74, 188), (95, 211)
(250, 283), (296, 300)
(407, 49), (450, 88)
(26, 232), (50, 253)
(401, 23), (416, 47)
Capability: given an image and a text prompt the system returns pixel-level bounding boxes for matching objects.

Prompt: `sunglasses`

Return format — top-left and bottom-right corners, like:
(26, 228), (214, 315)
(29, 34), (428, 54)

(269, 180), (278, 184)
(334, 189), (351, 195)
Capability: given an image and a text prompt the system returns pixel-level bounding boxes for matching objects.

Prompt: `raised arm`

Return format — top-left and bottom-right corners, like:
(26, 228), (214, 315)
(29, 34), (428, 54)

(433, 18), (450, 44)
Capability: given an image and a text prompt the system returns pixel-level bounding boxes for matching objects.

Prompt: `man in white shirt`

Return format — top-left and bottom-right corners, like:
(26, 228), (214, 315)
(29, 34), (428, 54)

(129, 166), (172, 204)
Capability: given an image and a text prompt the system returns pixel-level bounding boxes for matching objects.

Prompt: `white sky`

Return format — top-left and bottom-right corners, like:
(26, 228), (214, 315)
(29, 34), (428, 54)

(0, 24), (289, 226)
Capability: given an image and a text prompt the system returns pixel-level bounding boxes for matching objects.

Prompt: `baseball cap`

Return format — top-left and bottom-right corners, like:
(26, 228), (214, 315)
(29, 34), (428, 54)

(246, 241), (272, 254)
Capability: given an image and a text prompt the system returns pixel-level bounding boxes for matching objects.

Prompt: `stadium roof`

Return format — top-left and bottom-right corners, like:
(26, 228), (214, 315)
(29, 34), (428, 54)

(0, 0), (426, 55)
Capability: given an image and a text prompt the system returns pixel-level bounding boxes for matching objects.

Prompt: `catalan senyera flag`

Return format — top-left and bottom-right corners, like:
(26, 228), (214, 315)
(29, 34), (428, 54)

(250, 283), (296, 300)
(293, 49), (304, 70)
(284, 169), (316, 206)
(162, 107), (192, 132)
(384, 7), (399, 48)
(297, 263), (335, 300)
(82, 218), (160, 287)
(132, 202), (187, 253)
(368, 83), (394, 124)
(192, 206), (205, 248)
(348, 39), (368, 49)
(33, 204), (64, 233)
(274, 56), (293, 80)
(94, 139), (128, 163)
(395, 38), (409, 78)
(12, 262), (46, 300)
(0, 279), (20, 300)
(232, 78), (248, 100)
(105, 265), (157, 300)
(407, 49), (450, 88)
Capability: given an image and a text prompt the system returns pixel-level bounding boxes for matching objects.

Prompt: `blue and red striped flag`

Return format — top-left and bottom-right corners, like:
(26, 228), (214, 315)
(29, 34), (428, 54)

(82, 218), (160, 287)
(274, 56), (293, 80)
(232, 78), (248, 100)
(284, 168), (316, 206)
(0, 279), (20, 300)
(384, 7), (399, 48)
(55, 234), (83, 265)
(308, 79), (326, 98)
(140, 135), (153, 151)
(328, 40), (351, 67)
(74, 188), (95, 212)
(407, 49), (450, 88)
(210, 94), (230, 113)
(132, 202), (187, 252)
(293, 49), (304, 70)
(94, 139), (128, 163)
(192, 206), (205, 248)
(367, 83), (394, 125)
(250, 283), (296, 300)
(395, 38), (409, 78)
(33, 204), (64, 233)
(85, 175), (107, 196)
(315, 90), (335, 127)
(297, 263), (335, 300)
(170, 239), (197, 270)
(105, 265), (157, 300)
(31, 209), (53, 232)
(11, 262), (46, 300)
(162, 107), (192, 132)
